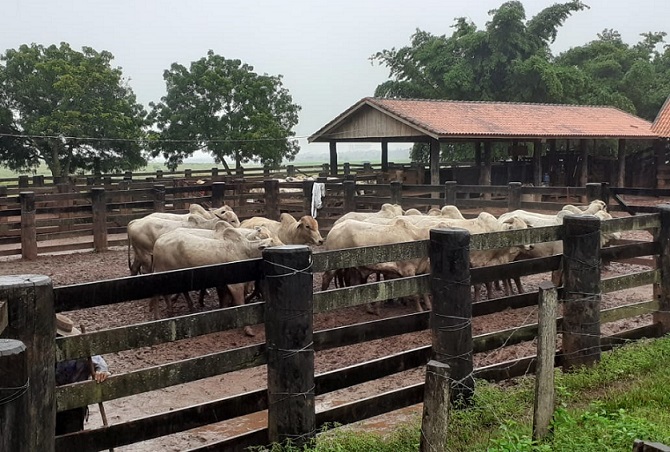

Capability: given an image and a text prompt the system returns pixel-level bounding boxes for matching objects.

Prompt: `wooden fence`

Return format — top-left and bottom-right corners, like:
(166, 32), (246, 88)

(2, 178), (667, 259)
(1, 205), (669, 451)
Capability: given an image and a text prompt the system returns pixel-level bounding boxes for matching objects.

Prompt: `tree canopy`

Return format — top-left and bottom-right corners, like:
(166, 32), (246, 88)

(0, 43), (147, 177)
(371, 1), (670, 163)
(149, 51), (301, 172)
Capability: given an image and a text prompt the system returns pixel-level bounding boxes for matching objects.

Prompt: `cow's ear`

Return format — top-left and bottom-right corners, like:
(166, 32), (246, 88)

(257, 243), (267, 250)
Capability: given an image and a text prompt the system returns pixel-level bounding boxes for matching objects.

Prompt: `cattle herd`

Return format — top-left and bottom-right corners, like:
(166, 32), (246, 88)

(126, 199), (614, 330)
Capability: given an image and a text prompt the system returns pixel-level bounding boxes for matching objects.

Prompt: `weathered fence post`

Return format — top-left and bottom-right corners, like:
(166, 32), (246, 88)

(561, 215), (601, 370)
(262, 245), (315, 448)
(429, 228), (474, 404)
(343, 180), (356, 213)
(287, 165), (296, 178)
(153, 184), (166, 213)
(420, 360), (451, 452)
(123, 171), (132, 181)
(57, 182), (73, 232)
(91, 187), (108, 252)
(20, 192), (37, 260)
(390, 180), (402, 205)
(363, 162), (372, 173)
(33, 175), (44, 187)
(444, 181), (457, 206)
(601, 182), (610, 207)
(508, 181), (522, 211)
(264, 179), (281, 221)
(156, 170), (163, 180)
(302, 180), (314, 217)
(0, 339), (28, 452)
(234, 178), (247, 209)
(184, 169), (192, 179)
(321, 163), (330, 177)
(586, 183), (603, 203)
(211, 182), (227, 208)
(654, 205), (670, 334)
(119, 180), (132, 215)
(0, 186), (8, 234)
(18, 175), (29, 188)
(533, 281), (558, 441)
(0, 275), (56, 452)
(211, 167), (219, 182)
(343, 162), (351, 177)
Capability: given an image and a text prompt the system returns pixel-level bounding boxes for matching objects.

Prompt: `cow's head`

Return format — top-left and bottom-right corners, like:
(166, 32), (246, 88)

(297, 216), (325, 245)
(217, 210), (240, 228)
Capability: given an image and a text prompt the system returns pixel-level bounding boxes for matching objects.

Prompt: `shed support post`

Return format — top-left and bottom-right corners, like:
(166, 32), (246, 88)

(579, 139), (589, 188)
(617, 139), (626, 187)
(654, 205), (670, 334)
(264, 179), (281, 221)
(343, 162), (351, 177)
(20, 192), (37, 260)
(0, 275), (56, 452)
(480, 141), (492, 199)
(561, 215), (602, 370)
(430, 139), (440, 189)
(329, 141), (338, 176)
(381, 140), (389, 173)
(429, 228), (474, 404)
(533, 141), (543, 187)
(263, 245), (315, 447)
(91, 187), (108, 252)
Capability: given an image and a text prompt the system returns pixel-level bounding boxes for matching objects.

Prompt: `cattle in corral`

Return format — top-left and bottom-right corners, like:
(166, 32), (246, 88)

(404, 208), (423, 216)
(332, 203), (404, 226)
(240, 213), (324, 245)
(150, 227), (284, 331)
(147, 204), (234, 222)
(127, 214), (223, 276)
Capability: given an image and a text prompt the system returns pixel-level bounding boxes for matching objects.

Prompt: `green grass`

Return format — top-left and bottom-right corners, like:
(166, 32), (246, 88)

(254, 336), (670, 451)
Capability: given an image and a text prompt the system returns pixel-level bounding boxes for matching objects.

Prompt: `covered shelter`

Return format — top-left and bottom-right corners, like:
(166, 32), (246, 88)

(309, 97), (657, 187)
(652, 95), (670, 188)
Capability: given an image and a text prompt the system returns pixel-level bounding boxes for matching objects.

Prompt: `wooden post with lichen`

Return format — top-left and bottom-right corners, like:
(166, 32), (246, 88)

(533, 281), (558, 440)
(91, 187), (108, 252)
(20, 192), (37, 260)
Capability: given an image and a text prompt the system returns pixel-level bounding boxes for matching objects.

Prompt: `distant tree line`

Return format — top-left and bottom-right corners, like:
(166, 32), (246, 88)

(371, 1), (670, 162)
(1, 1), (668, 177)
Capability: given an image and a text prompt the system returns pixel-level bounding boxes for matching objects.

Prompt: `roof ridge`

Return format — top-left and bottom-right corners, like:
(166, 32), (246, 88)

(369, 96), (629, 111)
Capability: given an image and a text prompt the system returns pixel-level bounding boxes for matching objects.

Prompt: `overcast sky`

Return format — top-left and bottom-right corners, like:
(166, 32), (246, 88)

(3, 0), (669, 161)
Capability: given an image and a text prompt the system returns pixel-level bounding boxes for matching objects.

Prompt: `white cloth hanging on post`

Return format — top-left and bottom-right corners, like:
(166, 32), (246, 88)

(311, 183), (325, 218)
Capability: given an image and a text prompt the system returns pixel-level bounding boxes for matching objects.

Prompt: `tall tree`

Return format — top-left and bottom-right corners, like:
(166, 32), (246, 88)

(0, 43), (147, 177)
(149, 51), (301, 172)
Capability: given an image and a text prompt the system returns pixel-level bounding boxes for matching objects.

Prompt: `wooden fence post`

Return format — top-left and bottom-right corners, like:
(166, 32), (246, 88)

(0, 339), (28, 452)
(654, 205), (670, 334)
(123, 171), (132, 181)
(586, 183), (603, 203)
(0, 186), (8, 234)
(429, 228), (474, 404)
(211, 167), (219, 182)
(302, 180), (314, 217)
(33, 175), (44, 187)
(262, 245), (315, 448)
(343, 180), (356, 213)
(91, 187), (107, 252)
(533, 281), (558, 441)
(211, 182), (227, 208)
(264, 179), (280, 221)
(561, 215), (601, 370)
(0, 275), (56, 452)
(508, 181), (522, 211)
(153, 184), (166, 213)
(420, 360), (451, 452)
(156, 170), (163, 180)
(184, 169), (192, 179)
(20, 192), (37, 260)
(119, 180), (132, 215)
(18, 175), (29, 188)
(390, 180), (402, 206)
(601, 182), (610, 207)
(363, 162), (372, 173)
(287, 165), (296, 178)
(444, 181), (457, 206)
(57, 182), (73, 232)
(234, 178), (246, 210)
(343, 162), (351, 177)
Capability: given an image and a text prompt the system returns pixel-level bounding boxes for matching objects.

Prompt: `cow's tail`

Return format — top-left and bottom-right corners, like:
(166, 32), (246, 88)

(127, 235), (134, 275)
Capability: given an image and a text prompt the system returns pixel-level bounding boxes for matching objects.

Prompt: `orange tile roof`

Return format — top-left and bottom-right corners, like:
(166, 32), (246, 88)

(310, 98), (657, 141)
(652, 96), (670, 138)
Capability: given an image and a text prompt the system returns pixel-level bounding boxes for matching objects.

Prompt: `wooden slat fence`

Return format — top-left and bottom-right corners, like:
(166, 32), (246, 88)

(2, 207), (669, 451)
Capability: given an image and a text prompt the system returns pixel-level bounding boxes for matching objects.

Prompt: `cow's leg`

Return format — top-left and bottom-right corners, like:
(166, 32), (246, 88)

(216, 286), (232, 308)
(494, 280), (502, 291)
(149, 296), (161, 320)
(485, 282), (494, 298)
(229, 283), (255, 337)
(503, 279), (512, 296)
(182, 292), (196, 312)
(198, 289), (207, 307)
(514, 277), (524, 294)
(321, 270), (336, 291)
(472, 284), (481, 303)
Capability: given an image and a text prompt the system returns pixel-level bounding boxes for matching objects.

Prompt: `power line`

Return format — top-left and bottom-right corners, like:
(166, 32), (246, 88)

(0, 132), (306, 144)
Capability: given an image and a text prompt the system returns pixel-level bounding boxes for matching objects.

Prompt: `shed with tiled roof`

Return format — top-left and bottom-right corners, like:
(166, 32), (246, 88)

(309, 97), (657, 187)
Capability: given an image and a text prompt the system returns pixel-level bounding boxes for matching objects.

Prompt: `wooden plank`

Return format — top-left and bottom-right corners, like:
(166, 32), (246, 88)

(313, 274), (429, 313)
(455, 199), (508, 209)
(473, 323), (541, 353)
(601, 241), (659, 261)
(314, 311), (429, 351)
(600, 214), (660, 233)
(312, 241), (427, 272)
(519, 201), (584, 211)
(55, 389), (268, 452)
(470, 225), (562, 250)
(601, 270), (660, 293)
(56, 343), (266, 410)
(471, 255), (562, 284)
(600, 299), (659, 324)
(473, 291), (540, 316)
(56, 302), (264, 360)
(54, 258), (263, 311)
(183, 429), (268, 452)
